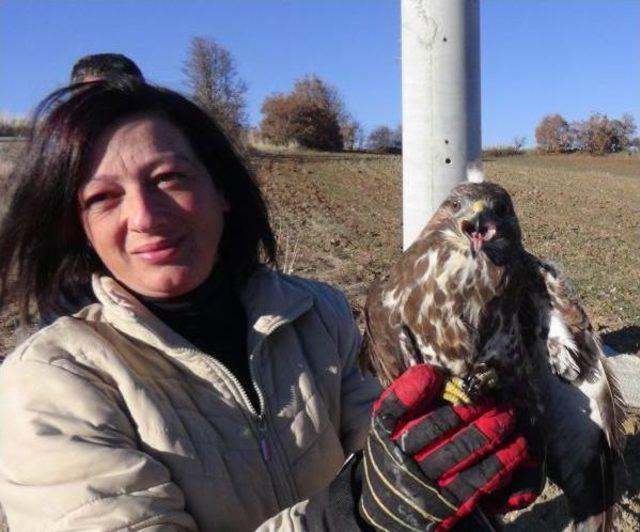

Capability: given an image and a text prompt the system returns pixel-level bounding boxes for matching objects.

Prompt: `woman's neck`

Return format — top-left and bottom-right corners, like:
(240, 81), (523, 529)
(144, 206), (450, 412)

(134, 266), (258, 409)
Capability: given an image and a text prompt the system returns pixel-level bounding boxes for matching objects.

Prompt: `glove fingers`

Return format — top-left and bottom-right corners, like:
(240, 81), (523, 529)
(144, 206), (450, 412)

(440, 434), (528, 503)
(435, 436), (527, 529)
(409, 406), (516, 481)
(482, 456), (545, 513)
(373, 364), (444, 433)
(393, 402), (492, 455)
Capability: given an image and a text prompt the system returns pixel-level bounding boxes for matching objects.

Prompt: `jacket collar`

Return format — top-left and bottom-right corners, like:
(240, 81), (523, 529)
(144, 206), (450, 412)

(240, 267), (314, 354)
(91, 266), (313, 357)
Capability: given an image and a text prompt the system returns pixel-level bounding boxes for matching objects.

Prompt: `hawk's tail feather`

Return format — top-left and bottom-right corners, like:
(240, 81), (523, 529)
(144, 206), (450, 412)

(599, 355), (628, 456)
(571, 447), (617, 532)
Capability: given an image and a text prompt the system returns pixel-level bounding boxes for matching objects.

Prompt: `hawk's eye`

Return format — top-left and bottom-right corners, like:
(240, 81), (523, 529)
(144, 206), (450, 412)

(451, 200), (461, 212)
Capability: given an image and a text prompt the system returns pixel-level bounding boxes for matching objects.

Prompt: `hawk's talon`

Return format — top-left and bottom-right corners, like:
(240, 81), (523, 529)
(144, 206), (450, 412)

(464, 367), (500, 401)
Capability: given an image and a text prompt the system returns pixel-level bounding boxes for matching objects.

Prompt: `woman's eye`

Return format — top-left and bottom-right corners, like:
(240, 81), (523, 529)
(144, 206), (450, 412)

(155, 172), (183, 185)
(83, 193), (111, 209)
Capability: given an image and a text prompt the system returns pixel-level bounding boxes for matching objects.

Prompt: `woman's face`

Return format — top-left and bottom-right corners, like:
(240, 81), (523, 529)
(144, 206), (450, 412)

(79, 114), (229, 298)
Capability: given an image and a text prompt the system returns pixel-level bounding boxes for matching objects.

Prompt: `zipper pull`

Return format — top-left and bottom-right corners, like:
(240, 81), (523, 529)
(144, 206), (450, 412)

(257, 416), (270, 462)
(260, 437), (271, 462)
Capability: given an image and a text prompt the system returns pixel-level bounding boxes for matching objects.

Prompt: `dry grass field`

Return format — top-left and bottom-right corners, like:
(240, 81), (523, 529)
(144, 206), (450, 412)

(254, 150), (640, 350)
(0, 140), (638, 529)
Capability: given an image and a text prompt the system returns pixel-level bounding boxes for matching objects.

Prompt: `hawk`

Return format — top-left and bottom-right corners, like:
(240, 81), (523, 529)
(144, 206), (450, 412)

(361, 181), (625, 531)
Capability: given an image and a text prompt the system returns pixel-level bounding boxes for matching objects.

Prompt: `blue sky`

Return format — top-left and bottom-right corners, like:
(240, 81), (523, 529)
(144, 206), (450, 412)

(1, 0), (638, 147)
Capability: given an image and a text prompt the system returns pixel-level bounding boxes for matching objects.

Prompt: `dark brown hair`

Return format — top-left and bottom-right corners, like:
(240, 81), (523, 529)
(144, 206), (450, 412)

(0, 78), (276, 322)
(70, 53), (144, 83)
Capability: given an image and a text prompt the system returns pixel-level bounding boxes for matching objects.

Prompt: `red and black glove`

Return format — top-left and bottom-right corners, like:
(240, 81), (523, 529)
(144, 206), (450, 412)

(358, 364), (544, 531)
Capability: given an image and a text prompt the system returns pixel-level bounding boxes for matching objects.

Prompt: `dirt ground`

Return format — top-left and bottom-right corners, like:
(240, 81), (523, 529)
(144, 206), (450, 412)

(0, 142), (639, 529)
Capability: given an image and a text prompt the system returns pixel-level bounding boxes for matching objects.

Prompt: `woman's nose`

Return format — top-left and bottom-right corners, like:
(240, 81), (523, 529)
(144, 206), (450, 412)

(126, 188), (168, 232)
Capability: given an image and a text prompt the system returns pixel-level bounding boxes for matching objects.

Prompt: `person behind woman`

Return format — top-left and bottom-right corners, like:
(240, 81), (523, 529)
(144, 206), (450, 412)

(0, 79), (540, 530)
(70, 52), (145, 84)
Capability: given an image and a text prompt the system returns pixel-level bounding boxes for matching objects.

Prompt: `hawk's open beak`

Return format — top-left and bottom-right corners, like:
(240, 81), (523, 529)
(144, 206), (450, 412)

(460, 201), (497, 254)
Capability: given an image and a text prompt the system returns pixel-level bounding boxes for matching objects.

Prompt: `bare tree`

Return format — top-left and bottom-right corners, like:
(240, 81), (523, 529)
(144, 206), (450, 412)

(513, 136), (526, 152)
(340, 116), (362, 151)
(616, 113), (637, 150)
(183, 36), (248, 139)
(392, 124), (402, 153)
(355, 123), (366, 150)
(367, 125), (397, 153)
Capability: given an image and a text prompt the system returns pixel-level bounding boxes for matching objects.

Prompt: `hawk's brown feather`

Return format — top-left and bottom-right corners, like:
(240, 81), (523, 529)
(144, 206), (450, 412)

(361, 181), (626, 530)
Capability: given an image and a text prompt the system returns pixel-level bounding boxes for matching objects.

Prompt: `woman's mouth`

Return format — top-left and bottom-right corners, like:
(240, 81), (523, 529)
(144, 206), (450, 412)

(131, 237), (184, 264)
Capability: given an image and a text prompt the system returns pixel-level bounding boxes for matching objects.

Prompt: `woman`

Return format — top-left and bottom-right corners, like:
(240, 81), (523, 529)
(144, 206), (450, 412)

(0, 79), (539, 530)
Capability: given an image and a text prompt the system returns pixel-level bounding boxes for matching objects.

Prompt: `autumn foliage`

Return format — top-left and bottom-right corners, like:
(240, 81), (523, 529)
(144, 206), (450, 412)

(259, 76), (345, 151)
(535, 114), (573, 153)
(573, 113), (636, 155)
(535, 112), (636, 155)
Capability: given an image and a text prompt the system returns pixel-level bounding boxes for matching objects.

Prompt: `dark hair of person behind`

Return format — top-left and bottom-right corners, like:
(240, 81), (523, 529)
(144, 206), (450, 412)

(0, 79), (277, 323)
(70, 53), (144, 83)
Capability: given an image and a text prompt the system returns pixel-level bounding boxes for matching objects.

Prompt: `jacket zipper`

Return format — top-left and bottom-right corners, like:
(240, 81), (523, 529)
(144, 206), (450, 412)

(186, 345), (273, 462)
(247, 354), (270, 462)
(256, 414), (271, 462)
(247, 352), (299, 503)
(183, 327), (299, 504)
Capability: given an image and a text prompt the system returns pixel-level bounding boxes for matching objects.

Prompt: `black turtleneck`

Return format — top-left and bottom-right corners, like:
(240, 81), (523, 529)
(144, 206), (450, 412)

(137, 268), (259, 411)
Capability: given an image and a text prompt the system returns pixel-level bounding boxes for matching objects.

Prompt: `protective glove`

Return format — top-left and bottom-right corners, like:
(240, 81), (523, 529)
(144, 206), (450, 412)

(358, 364), (544, 531)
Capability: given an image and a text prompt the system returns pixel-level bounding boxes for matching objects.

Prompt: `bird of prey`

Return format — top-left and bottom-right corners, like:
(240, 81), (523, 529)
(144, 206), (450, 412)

(361, 181), (625, 531)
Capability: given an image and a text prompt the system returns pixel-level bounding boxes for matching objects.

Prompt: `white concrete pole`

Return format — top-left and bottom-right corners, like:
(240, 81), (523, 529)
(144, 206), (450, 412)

(401, 0), (481, 249)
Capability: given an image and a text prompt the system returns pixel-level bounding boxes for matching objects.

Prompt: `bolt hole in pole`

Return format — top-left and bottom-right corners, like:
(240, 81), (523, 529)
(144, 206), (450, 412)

(445, 158), (452, 164)
(444, 139), (449, 144)
(443, 36), (448, 42)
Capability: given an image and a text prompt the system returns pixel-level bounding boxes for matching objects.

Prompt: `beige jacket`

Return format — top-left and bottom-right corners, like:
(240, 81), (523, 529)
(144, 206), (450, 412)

(0, 267), (381, 531)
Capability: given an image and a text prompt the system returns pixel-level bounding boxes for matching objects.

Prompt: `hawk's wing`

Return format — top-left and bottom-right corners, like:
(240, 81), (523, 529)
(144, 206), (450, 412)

(523, 255), (626, 530)
(361, 275), (404, 388)
(361, 272), (424, 389)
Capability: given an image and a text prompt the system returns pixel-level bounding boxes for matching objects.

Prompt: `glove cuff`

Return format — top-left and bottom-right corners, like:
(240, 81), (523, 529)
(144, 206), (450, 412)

(322, 452), (375, 531)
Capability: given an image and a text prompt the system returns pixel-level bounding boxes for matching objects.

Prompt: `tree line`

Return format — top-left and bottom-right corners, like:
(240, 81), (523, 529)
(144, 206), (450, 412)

(535, 113), (637, 155)
(3, 35), (637, 156)
(183, 36), (400, 152)
(180, 37), (640, 156)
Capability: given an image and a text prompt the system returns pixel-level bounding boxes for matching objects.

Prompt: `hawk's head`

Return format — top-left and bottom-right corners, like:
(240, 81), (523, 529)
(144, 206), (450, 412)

(424, 182), (522, 266)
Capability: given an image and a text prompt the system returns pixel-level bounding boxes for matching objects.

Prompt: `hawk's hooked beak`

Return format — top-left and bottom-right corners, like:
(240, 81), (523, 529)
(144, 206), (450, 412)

(460, 201), (497, 254)
(471, 200), (487, 215)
